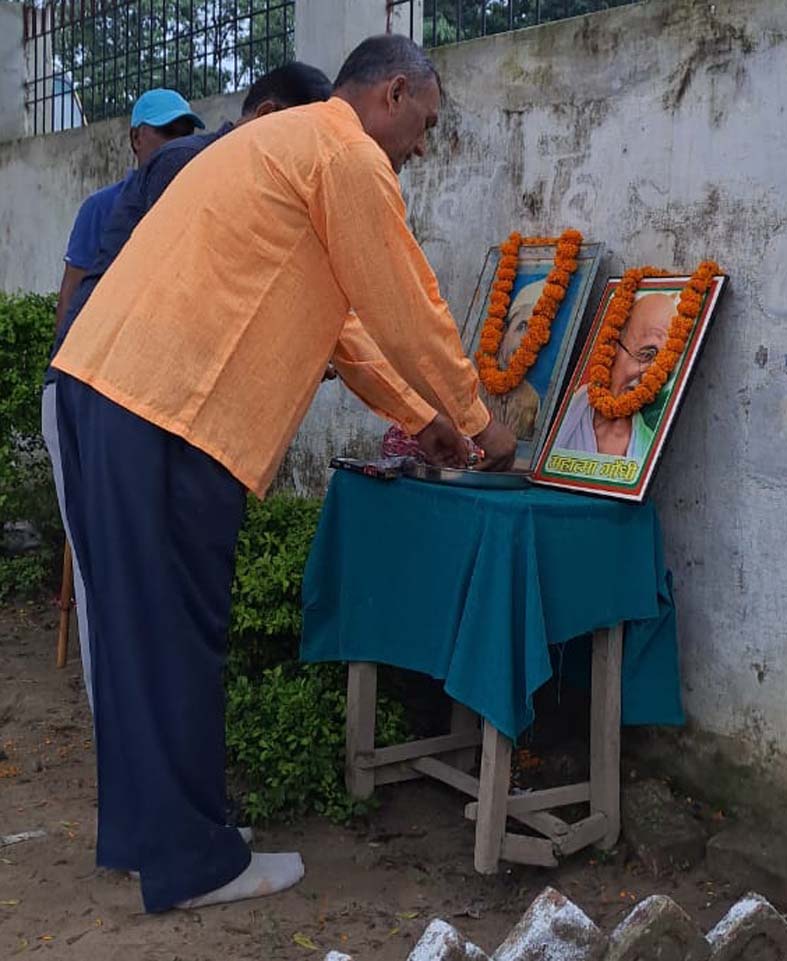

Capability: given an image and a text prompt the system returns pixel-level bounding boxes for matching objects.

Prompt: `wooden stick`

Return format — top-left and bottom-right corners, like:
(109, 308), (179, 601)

(410, 756), (480, 798)
(554, 812), (607, 856)
(474, 721), (512, 874)
(500, 832), (558, 867)
(464, 781), (590, 821)
(55, 539), (73, 669)
(449, 702), (480, 773)
(345, 662), (377, 799)
(590, 624), (623, 848)
(356, 729), (482, 768)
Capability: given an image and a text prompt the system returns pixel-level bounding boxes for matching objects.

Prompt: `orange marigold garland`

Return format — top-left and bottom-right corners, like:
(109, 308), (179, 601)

(587, 260), (721, 419)
(475, 228), (583, 395)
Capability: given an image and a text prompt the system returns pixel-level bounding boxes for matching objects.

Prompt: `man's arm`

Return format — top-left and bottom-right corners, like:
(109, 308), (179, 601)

(312, 142), (490, 440)
(335, 314), (480, 468)
(332, 312), (437, 434)
(57, 191), (105, 329)
(55, 264), (86, 330)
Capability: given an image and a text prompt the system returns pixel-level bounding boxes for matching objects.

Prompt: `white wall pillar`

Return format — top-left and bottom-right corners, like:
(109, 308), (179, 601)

(0, 3), (27, 143)
(295, 0), (424, 83)
(389, 0), (423, 45)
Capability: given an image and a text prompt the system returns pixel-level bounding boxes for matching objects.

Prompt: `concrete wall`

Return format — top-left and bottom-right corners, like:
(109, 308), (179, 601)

(0, 3), (25, 142)
(0, 0), (786, 804)
(402, 0), (787, 807)
(0, 89), (243, 295)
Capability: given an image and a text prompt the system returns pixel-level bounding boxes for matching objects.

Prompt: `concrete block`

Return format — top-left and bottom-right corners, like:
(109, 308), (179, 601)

(621, 779), (707, 877)
(606, 894), (710, 961)
(707, 826), (787, 910)
(492, 887), (607, 961)
(407, 919), (490, 961)
(706, 892), (787, 960)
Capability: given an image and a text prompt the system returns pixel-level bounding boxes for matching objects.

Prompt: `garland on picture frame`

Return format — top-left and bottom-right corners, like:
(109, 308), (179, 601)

(475, 228), (583, 395)
(586, 260), (721, 419)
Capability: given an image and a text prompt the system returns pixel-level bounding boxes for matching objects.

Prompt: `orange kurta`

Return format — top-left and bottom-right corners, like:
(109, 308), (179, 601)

(53, 97), (489, 495)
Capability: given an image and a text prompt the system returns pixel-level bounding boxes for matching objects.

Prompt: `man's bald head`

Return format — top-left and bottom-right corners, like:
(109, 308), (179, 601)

(610, 292), (675, 395)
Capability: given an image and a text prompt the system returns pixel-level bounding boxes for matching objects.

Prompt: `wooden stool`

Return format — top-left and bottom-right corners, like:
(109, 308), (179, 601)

(345, 624), (623, 872)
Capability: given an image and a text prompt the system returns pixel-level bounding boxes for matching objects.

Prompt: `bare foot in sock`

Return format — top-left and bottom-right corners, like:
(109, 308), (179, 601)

(128, 826), (254, 880)
(177, 852), (304, 909)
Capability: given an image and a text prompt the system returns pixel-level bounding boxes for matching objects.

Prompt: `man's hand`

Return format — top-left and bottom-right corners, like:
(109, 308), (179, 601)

(415, 413), (469, 469)
(472, 418), (517, 472)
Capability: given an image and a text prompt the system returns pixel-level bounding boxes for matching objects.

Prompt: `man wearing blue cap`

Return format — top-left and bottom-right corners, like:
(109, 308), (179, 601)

(47, 88), (203, 713)
(55, 89), (203, 329)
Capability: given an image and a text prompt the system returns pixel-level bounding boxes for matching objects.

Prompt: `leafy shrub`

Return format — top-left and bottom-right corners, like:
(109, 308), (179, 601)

(0, 293), (60, 599)
(226, 663), (407, 823)
(226, 493), (409, 823)
(229, 493), (323, 672)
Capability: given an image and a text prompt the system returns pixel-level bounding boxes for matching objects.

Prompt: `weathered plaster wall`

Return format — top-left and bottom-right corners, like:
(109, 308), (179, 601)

(0, 90), (243, 295)
(403, 0), (787, 798)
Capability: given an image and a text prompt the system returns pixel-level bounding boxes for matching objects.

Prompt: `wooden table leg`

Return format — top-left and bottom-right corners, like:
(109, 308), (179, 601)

(345, 662), (377, 800)
(473, 720), (512, 874)
(449, 702), (479, 774)
(56, 539), (73, 669)
(590, 623), (623, 849)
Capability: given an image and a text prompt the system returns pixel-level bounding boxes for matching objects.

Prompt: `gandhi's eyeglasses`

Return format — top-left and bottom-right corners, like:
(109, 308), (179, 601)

(618, 339), (659, 366)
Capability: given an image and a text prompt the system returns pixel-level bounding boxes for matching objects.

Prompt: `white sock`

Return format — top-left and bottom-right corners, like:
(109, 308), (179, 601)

(177, 852), (304, 909)
(128, 826), (254, 880)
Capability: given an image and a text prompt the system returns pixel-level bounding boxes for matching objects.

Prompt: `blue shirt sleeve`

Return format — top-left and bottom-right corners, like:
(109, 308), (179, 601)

(63, 180), (124, 270)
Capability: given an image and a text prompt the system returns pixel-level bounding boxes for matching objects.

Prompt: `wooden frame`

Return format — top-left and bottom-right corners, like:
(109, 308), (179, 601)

(344, 624), (623, 872)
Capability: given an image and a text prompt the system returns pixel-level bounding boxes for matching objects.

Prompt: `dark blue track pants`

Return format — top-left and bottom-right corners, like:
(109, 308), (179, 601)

(56, 374), (251, 912)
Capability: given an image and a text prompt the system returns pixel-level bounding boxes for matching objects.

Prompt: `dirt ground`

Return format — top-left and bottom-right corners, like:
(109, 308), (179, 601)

(0, 601), (742, 961)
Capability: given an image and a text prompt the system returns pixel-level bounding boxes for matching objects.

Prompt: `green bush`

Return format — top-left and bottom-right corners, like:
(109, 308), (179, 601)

(229, 493), (324, 672)
(226, 493), (409, 824)
(226, 663), (407, 823)
(0, 292), (60, 599)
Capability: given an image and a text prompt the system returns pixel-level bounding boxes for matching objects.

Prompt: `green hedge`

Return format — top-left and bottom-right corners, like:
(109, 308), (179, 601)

(226, 494), (408, 823)
(0, 292), (60, 599)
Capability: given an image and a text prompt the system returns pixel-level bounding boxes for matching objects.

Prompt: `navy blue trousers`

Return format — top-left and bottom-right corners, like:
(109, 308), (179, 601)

(56, 374), (251, 912)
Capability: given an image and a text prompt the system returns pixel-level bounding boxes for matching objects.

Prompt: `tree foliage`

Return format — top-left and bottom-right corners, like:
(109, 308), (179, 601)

(49, 0), (294, 124)
(425, 0), (635, 46)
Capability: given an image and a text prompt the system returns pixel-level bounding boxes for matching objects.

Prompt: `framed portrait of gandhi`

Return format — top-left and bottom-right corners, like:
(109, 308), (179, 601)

(462, 240), (603, 471)
(532, 272), (728, 502)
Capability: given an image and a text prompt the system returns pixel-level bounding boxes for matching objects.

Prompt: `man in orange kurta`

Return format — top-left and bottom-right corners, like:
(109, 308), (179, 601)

(53, 34), (516, 913)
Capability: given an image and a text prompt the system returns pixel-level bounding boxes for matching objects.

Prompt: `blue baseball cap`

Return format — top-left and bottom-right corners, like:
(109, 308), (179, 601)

(130, 88), (205, 129)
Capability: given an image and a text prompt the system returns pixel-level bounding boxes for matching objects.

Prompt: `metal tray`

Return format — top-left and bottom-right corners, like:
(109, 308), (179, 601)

(403, 462), (533, 490)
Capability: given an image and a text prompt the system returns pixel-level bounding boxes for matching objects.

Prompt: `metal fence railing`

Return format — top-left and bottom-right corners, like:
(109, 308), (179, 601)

(22, 0), (640, 136)
(417, 0), (641, 48)
(23, 0), (295, 135)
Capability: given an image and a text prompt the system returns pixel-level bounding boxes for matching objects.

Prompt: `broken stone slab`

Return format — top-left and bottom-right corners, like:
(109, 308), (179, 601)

(407, 919), (490, 961)
(606, 894), (710, 961)
(492, 886), (607, 961)
(621, 778), (707, 877)
(707, 825), (787, 909)
(706, 891), (787, 960)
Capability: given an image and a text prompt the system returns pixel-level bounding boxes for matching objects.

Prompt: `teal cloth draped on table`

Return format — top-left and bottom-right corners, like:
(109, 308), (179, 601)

(301, 471), (684, 741)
